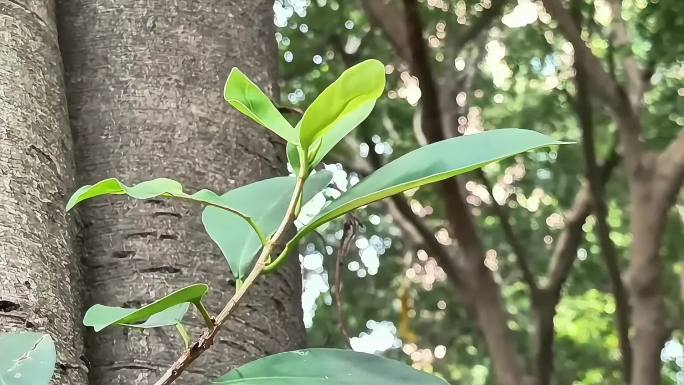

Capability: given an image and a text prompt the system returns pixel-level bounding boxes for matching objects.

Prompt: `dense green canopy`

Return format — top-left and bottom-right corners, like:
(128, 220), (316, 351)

(274, 1), (684, 384)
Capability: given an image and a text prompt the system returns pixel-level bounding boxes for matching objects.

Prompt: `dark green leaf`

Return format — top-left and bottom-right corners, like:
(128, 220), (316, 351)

(202, 172), (332, 278)
(83, 284), (209, 332)
(0, 332), (56, 385)
(297, 59), (385, 158)
(225, 68), (299, 144)
(300, 129), (564, 234)
(212, 348), (447, 385)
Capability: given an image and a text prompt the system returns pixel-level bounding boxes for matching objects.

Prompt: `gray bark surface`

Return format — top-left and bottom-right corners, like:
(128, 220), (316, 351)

(0, 1), (87, 384)
(56, 1), (306, 384)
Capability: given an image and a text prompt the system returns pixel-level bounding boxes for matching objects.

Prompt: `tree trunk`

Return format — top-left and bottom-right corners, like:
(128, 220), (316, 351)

(533, 291), (558, 385)
(626, 157), (670, 385)
(56, 1), (305, 384)
(400, 2), (529, 383)
(0, 1), (87, 384)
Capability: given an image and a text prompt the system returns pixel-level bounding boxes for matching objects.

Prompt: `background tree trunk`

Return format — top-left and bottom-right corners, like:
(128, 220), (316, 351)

(0, 1), (87, 384)
(56, 1), (305, 384)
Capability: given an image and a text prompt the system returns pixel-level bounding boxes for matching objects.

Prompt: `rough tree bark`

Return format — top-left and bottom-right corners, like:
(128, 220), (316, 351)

(56, 1), (305, 384)
(0, 1), (87, 384)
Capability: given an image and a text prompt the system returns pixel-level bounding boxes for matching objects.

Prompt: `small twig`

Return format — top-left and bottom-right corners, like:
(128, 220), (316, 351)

(193, 301), (215, 329)
(276, 105), (304, 116)
(175, 323), (191, 349)
(476, 169), (538, 294)
(153, 162), (308, 385)
(334, 214), (362, 348)
(450, 0), (507, 59)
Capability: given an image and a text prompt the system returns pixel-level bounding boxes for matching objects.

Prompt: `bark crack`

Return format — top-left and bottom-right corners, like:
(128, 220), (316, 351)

(0, 300), (20, 312)
(1, 0), (50, 30)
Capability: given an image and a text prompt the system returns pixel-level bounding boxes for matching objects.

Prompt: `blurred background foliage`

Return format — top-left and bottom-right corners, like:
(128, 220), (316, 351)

(272, 0), (683, 384)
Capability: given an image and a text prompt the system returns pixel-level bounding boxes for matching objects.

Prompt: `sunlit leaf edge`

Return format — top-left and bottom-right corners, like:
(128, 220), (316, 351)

(224, 67), (299, 144)
(298, 129), (567, 240)
(83, 284), (209, 332)
(213, 348), (448, 385)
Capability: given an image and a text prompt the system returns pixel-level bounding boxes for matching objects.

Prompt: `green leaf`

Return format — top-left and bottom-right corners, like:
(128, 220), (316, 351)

(225, 68), (298, 144)
(301, 129), (564, 235)
(297, 59), (385, 158)
(202, 171), (333, 279)
(83, 284), (209, 332)
(84, 304), (191, 331)
(307, 101), (376, 170)
(212, 348), (447, 385)
(286, 142), (301, 175)
(67, 178), (243, 215)
(0, 332), (56, 385)
(66, 178), (265, 241)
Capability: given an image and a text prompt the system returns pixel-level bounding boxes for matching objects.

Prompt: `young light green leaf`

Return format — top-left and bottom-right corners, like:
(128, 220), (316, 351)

(225, 68), (298, 144)
(297, 59), (385, 159)
(67, 178), (241, 215)
(66, 178), (265, 241)
(286, 142), (302, 175)
(85, 304), (191, 331)
(307, 101), (376, 170)
(83, 284), (209, 332)
(0, 332), (56, 385)
(202, 171), (333, 279)
(212, 348), (447, 385)
(299, 129), (564, 237)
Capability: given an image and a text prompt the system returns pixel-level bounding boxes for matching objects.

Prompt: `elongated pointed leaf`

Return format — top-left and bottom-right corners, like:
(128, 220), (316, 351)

(83, 284), (209, 332)
(298, 59), (385, 157)
(212, 348), (447, 385)
(0, 332), (56, 385)
(85, 303), (191, 331)
(225, 68), (298, 144)
(300, 129), (564, 234)
(307, 100), (376, 170)
(202, 172), (332, 279)
(66, 177), (250, 220)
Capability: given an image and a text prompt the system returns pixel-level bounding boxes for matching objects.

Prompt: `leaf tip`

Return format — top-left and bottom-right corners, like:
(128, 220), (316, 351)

(65, 184), (93, 211)
(224, 67), (243, 100)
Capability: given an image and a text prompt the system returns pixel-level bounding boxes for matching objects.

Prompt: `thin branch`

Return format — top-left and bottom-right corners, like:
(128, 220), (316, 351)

(545, 145), (619, 295)
(656, 131), (684, 207)
(451, 0), (507, 58)
(402, 0), (445, 143)
(402, 0), (485, 258)
(573, 18), (632, 375)
(606, 0), (644, 111)
(544, 183), (593, 295)
(540, 0), (623, 110)
(541, 0), (643, 168)
(402, 2), (528, 384)
(361, 132), (466, 289)
(327, 38), (466, 294)
(388, 193), (466, 285)
(536, 143), (619, 385)
(607, 36), (617, 81)
(334, 214), (362, 348)
(477, 169), (538, 293)
(360, 0), (411, 61)
(276, 104), (304, 116)
(153, 163), (309, 385)
(328, 28), (374, 65)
